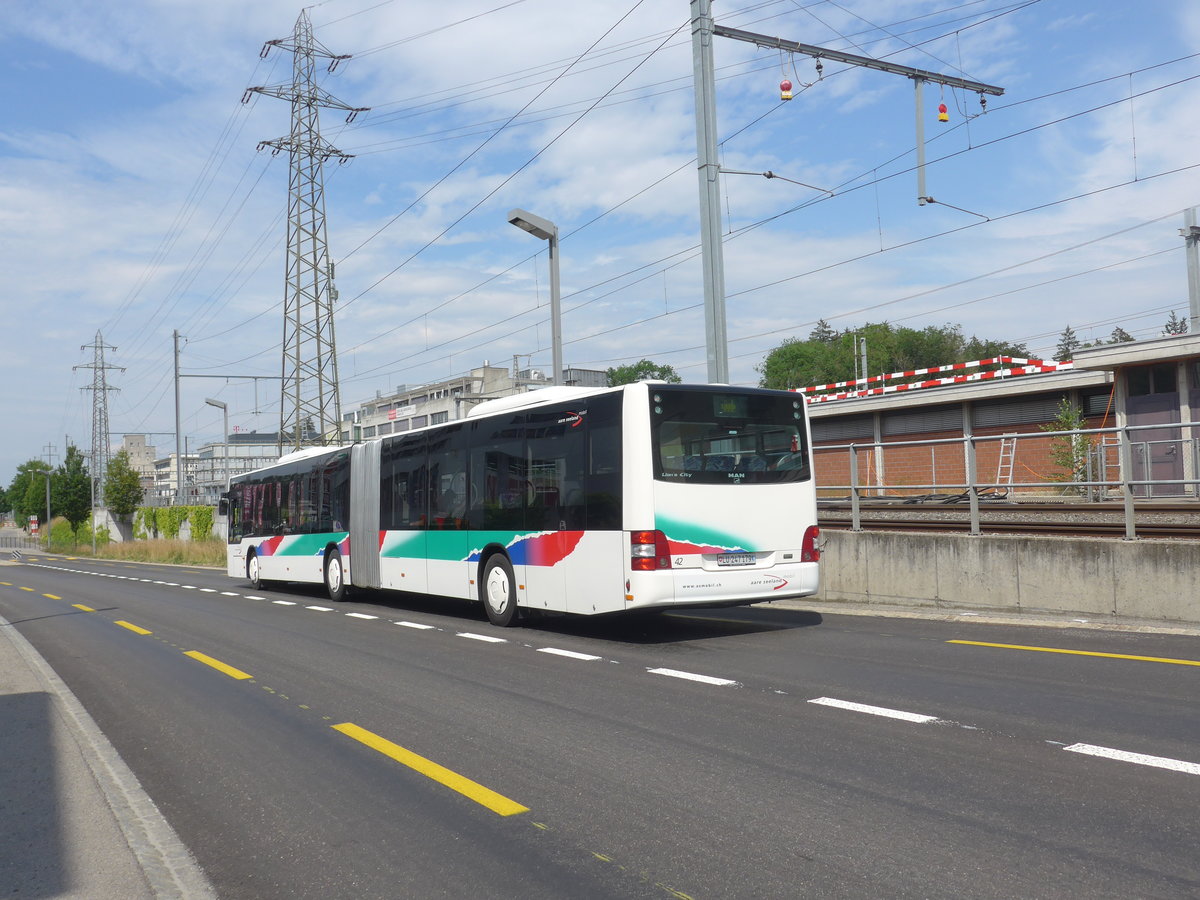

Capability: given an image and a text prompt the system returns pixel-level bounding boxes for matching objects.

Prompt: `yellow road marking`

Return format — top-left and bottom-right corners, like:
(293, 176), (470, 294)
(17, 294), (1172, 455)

(333, 722), (529, 817)
(19, 586), (34, 592)
(43, 593), (61, 600)
(184, 650), (253, 680)
(72, 604), (94, 612)
(115, 620), (152, 635)
(948, 640), (1200, 667)
(0, 581), (12, 586)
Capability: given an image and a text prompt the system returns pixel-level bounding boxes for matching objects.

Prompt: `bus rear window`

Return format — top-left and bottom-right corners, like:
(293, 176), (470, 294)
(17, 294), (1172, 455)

(650, 387), (810, 484)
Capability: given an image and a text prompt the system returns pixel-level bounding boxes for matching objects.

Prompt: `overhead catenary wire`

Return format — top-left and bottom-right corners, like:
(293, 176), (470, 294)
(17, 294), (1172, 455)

(164, 0), (1046, 374)
(108, 5), (1195, 420)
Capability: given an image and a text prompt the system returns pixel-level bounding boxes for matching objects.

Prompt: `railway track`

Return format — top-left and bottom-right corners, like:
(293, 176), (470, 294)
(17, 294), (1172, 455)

(817, 500), (1200, 539)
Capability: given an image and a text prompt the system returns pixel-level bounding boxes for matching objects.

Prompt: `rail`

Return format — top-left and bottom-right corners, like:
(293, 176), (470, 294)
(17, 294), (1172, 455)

(813, 420), (1200, 539)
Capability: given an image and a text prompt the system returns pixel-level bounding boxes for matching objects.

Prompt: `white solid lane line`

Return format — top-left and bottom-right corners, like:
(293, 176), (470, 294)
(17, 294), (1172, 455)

(1064, 743), (1200, 776)
(808, 696), (938, 724)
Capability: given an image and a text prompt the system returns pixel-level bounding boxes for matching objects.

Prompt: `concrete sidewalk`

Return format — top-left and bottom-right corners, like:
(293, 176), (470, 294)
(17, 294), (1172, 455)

(0, 611), (215, 899)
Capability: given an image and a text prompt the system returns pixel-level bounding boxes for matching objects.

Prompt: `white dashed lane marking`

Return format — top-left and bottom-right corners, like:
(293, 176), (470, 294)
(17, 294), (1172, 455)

(647, 667), (739, 687)
(808, 696), (938, 723)
(1064, 743), (1200, 776)
(458, 632), (506, 643)
(538, 648), (602, 661)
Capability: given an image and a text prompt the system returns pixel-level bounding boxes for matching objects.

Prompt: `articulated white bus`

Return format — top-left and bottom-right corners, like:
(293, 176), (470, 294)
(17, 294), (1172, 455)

(223, 382), (819, 626)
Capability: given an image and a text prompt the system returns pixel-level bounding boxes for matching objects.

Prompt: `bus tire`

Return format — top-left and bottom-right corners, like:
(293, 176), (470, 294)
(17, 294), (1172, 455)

(247, 551), (269, 591)
(481, 554), (519, 627)
(325, 548), (348, 603)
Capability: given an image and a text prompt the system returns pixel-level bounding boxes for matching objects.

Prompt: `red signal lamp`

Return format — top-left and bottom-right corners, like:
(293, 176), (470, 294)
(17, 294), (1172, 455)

(780, 79), (793, 101)
(937, 102), (949, 123)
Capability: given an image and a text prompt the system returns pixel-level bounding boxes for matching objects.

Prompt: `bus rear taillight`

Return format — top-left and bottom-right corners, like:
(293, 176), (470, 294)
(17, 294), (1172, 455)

(801, 525), (821, 563)
(631, 530), (672, 571)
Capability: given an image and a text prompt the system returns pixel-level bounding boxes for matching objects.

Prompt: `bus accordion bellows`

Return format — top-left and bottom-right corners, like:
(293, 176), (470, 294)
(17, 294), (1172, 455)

(222, 382), (820, 626)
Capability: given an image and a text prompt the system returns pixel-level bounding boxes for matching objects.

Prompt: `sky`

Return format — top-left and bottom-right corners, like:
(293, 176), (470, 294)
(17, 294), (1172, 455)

(1, 0), (1198, 485)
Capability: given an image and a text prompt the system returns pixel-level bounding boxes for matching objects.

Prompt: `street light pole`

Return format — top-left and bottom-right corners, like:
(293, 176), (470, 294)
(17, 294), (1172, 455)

(205, 398), (229, 503)
(507, 208), (563, 386)
(44, 472), (51, 552)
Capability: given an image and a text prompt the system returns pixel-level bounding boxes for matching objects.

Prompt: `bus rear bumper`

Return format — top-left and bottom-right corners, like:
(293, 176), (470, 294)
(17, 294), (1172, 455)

(624, 561), (819, 612)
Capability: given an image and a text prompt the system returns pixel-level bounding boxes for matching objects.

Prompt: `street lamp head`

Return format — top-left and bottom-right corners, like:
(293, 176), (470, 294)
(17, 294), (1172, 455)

(507, 208), (557, 242)
(204, 398), (227, 411)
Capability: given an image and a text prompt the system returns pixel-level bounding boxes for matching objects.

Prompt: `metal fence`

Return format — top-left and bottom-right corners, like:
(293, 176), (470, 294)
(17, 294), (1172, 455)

(813, 419), (1200, 539)
(0, 533), (41, 553)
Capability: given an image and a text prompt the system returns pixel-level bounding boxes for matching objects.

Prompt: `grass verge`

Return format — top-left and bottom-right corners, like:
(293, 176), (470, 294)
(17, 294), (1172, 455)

(46, 538), (226, 567)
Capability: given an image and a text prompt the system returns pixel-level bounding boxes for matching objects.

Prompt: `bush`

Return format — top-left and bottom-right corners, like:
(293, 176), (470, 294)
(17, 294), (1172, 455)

(134, 507), (158, 539)
(188, 506), (214, 540)
(159, 507), (188, 540)
(46, 517), (76, 551)
(134, 505), (218, 541)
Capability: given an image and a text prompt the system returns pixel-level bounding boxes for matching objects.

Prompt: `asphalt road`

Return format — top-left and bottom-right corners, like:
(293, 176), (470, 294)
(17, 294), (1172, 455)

(2, 554), (1199, 898)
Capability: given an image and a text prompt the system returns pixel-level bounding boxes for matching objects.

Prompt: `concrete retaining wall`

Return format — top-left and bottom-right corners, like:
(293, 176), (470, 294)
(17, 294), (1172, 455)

(818, 531), (1200, 625)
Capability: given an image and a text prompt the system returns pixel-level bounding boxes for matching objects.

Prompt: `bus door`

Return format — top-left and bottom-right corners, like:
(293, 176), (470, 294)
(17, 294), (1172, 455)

(350, 441), (382, 589)
(426, 425), (471, 599)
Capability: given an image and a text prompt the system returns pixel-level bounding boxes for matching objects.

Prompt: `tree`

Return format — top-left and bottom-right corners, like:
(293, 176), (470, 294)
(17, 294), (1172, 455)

(0, 484), (8, 517)
(104, 450), (144, 519)
(1054, 325), (1080, 362)
(1041, 398), (1091, 493)
(808, 319), (836, 343)
(1164, 310), (1189, 335)
(8, 460), (52, 525)
(54, 445), (92, 533)
(605, 359), (682, 386)
(757, 321), (1028, 390)
(1108, 326), (1134, 343)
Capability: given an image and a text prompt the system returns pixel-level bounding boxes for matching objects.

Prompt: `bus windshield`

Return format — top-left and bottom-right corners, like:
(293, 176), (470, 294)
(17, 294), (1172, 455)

(650, 386), (810, 484)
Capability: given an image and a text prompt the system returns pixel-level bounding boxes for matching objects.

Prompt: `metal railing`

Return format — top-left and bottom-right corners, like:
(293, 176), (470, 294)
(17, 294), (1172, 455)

(814, 419), (1200, 539)
(0, 533), (42, 553)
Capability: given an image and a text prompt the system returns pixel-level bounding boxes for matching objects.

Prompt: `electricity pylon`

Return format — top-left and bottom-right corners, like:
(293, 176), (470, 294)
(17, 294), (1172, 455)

(75, 331), (124, 502)
(244, 10), (368, 452)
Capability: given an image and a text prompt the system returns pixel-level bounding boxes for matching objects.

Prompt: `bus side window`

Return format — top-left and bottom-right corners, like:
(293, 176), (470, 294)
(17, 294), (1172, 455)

(585, 393), (623, 530)
(469, 414), (526, 531)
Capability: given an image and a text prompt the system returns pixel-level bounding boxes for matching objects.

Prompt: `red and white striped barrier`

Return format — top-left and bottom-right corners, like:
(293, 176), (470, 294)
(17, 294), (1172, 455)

(798, 357), (1074, 404)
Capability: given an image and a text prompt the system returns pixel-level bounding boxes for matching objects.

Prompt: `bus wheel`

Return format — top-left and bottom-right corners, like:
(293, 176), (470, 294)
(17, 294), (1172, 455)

(481, 555), (519, 627)
(325, 548), (348, 603)
(247, 552), (268, 591)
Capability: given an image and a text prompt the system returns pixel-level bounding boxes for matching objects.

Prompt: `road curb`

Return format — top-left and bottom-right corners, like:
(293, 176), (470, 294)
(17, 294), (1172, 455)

(1, 614), (217, 899)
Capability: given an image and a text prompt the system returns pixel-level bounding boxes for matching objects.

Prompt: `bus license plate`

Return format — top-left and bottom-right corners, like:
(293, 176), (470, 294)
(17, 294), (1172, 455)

(717, 553), (755, 567)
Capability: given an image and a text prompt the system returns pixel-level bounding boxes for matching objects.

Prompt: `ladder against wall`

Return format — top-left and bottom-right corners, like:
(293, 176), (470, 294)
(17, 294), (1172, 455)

(995, 435), (1017, 491)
